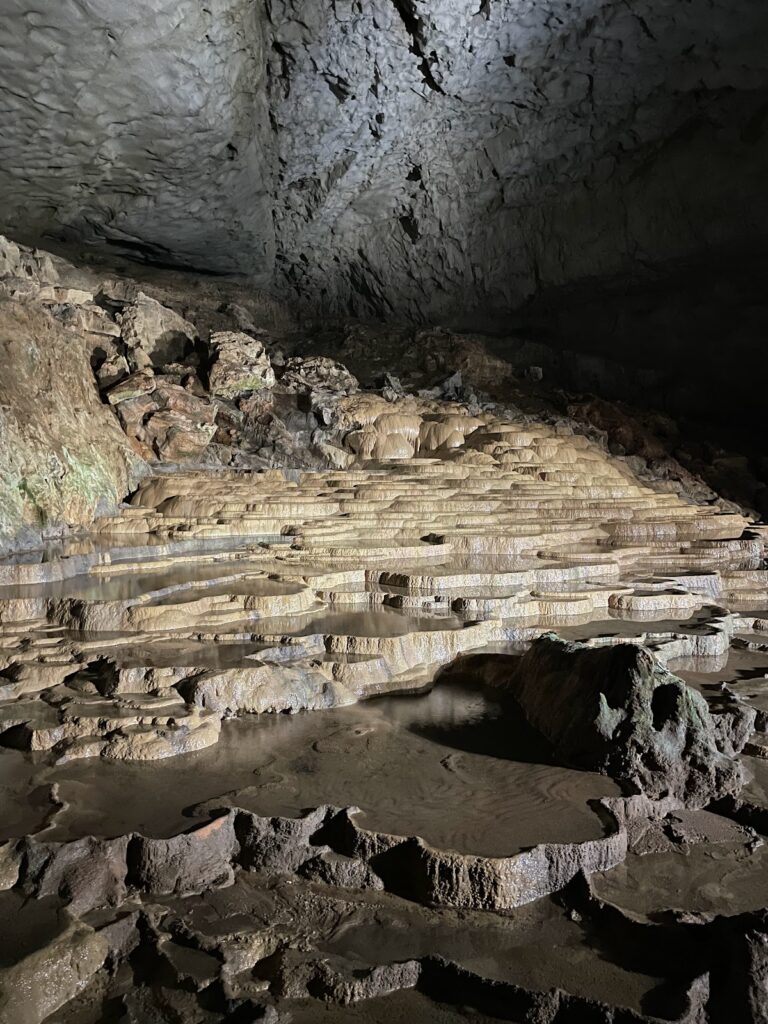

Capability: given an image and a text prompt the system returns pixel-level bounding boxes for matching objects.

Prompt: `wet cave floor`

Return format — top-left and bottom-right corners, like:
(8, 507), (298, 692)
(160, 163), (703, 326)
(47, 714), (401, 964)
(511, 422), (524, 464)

(1, 414), (768, 1023)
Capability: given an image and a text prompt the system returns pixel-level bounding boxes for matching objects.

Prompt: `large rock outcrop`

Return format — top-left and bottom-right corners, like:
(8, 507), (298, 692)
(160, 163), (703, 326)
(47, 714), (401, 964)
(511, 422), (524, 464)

(0, 241), (145, 553)
(504, 635), (754, 807)
(0, 235), (310, 550)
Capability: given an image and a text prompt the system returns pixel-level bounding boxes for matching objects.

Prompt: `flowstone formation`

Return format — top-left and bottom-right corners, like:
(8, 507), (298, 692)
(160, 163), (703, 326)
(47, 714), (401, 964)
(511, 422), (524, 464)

(1, 238), (768, 1022)
(3, 412), (760, 768)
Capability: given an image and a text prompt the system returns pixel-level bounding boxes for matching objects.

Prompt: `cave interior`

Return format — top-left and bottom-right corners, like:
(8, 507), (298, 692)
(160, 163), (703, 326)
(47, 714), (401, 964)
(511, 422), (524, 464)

(0, 2), (768, 1022)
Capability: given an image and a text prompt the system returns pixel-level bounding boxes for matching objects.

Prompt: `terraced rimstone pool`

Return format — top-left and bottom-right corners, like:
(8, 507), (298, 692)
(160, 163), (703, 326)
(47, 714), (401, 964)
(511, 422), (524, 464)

(1, 405), (768, 1022)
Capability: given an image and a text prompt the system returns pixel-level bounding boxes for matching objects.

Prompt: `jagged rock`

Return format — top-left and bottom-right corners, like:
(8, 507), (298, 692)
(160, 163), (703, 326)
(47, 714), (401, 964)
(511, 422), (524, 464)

(94, 348), (131, 390)
(298, 850), (384, 891)
(711, 699), (757, 758)
(128, 814), (237, 896)
(95, 907), (141, 964)
(379, 372), (406, 402)
(117, 291), (198, 371)
(147, 413), (217, 463)
(0, 235), (60, 299)
(17, 835), (129, 915)
(0, 236), (27, 279)
(219, 301), (260, 336)
(107, 370), (157, 405)
(158, 938), (221, 990)
(109, 374), (217, 462)
(0, 913), (108, 1024)
(0, 843), (20, 892)
(504, 636), (751, 807)
(270, 948), (420, 1004)
(208, 330), (275, 398)
(279, 355), (359, 395)
(236, 807), (331, 875)
(162, 363), (207, 395)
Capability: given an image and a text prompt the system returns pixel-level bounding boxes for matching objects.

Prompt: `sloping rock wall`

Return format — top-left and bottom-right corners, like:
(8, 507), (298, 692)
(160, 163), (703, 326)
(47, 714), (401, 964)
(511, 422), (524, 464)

(0, 252), (145, 553)
(0, 0), (273, 277)
(0, 0), (766, 324)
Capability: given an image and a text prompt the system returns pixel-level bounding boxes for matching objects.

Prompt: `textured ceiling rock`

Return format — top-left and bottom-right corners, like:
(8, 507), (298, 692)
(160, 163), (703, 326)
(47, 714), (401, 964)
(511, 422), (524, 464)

(0, 0), (273, 277)
(267, 0), (768, 322)
(1, 0), (767, 321)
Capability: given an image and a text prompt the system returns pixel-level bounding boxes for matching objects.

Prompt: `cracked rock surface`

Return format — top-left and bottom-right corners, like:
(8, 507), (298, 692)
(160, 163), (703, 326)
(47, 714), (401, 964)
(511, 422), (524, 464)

(0, 0), (767, 326)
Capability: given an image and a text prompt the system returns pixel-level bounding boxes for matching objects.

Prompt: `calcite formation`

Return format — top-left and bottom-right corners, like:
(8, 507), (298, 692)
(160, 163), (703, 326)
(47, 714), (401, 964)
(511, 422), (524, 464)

(1, 405), (762, 761)
(1, 237), (768, 1021)
(2, 383), (768, 1017)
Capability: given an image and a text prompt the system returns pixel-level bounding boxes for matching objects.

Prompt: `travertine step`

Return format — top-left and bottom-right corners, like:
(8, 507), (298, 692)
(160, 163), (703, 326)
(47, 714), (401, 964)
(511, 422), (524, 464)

(0, 403), (764, 763)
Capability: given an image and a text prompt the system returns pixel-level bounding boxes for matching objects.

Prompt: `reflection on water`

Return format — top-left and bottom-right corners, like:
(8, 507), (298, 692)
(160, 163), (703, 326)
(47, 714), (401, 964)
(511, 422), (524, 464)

(9, 679), (619, 856)
(556, 606), (719, 642)
(0, 563), (301, 604)
(0, 533), (290, 568)
(254, 607), (466, 637)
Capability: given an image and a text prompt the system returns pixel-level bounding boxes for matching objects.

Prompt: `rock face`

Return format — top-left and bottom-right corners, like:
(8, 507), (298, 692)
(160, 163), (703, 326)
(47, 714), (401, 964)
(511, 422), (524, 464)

(0, 241), (145, 553)
(264, 0), (768, 323)
(108, 373), (218, 462)
(504, 636), (753, 807)
(279, 355), (359, 396)
(117, 291), (198, 372)
(0, 0), (273, 279)
(208, 330), (276, 398)
(0, 1), (766, 326)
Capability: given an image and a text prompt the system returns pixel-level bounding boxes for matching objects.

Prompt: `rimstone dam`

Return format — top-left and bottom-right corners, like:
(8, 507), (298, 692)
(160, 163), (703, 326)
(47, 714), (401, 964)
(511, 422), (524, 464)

(1, 3), (768, 1023)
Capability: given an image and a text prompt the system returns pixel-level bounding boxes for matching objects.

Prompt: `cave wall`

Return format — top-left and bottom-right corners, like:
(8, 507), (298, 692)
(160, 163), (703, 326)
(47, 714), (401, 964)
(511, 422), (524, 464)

(0, 241), (146, 553)
(1, 0), (767, 324)
(0, 0), (273, 277)
(267, 0), (768, 323)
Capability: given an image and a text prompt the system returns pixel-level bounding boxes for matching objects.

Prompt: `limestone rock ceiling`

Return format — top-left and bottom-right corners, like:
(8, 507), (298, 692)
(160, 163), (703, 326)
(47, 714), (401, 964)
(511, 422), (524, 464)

(0, 0), (273, 275)
(1, 0), (767, 319)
